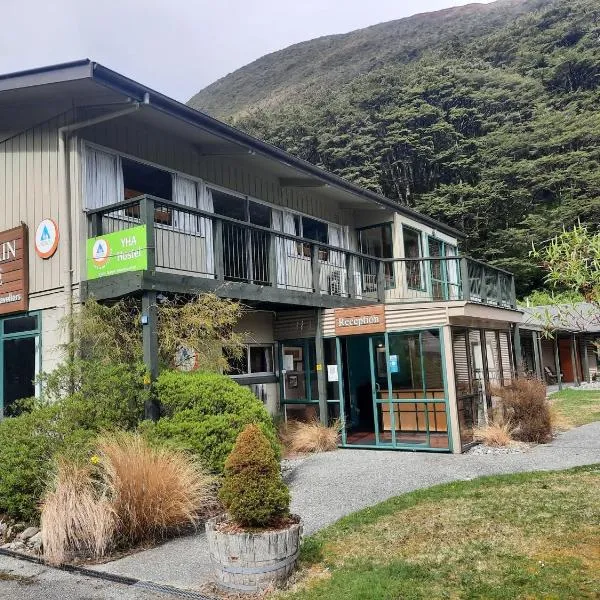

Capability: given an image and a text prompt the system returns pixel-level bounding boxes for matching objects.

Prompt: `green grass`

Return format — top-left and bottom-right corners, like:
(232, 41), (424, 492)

(276, 466), (600, 600)
(550, 389), (600, 428)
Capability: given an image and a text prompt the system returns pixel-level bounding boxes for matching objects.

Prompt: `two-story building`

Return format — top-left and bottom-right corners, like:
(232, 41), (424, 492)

(0, 60), (523, 453)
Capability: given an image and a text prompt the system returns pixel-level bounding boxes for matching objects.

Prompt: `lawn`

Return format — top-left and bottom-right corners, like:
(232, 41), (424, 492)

(278, 466), (600, 600)
(550, 389), (600, 428)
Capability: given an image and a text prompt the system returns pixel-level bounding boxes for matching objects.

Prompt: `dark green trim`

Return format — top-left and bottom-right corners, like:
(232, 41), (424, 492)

(231, 374), (277, 386)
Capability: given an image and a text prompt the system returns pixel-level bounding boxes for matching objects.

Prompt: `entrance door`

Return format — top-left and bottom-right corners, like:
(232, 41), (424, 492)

(368, 334), (395, 446)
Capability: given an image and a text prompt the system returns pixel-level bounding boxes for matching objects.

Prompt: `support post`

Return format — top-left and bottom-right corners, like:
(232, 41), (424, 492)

(90, 212), (102, 237)
(583, 337), (590, 383)
(376, 260), (386, 302)
(479, 328), (491, 422)
(553, 335), (563, 391)
(142, 290), (160, 421)
(269, 231), (277, 287)
(139, 196), (156, 272)
(311, 244), (321, 294)
(460, 258), (470, 301)
(315, 310), (328, 425)
(442, 325), (462, 454)
(509, 275), (517, 309)
(213, 220), (224, 281)
(479, 267), (488, 304)
(570, 333), (580, 386)
(346, 254), (357, 298)
(532, 331), (543, 380)
(513, 325), (523, 377)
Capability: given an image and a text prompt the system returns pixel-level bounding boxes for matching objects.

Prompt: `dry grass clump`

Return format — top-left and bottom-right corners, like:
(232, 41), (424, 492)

(491, 379), (552, 443)
(282, 419), (340, 454)
(41, 460), (116, 565)
(98, 433), (214, 545)
(41, 433), (214, 565)
(473, 420), (515, 447)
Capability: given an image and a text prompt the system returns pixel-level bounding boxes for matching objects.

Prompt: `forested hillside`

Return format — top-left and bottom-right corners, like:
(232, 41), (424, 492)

(190, 0), (600, 295)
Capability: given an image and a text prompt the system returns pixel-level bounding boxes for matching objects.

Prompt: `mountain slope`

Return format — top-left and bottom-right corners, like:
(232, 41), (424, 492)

(189, 0), (540, 120)
(188, 0), (600, 296)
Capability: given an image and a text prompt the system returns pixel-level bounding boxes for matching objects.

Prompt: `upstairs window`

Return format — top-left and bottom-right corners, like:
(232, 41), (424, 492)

(403, 226), (424, 290)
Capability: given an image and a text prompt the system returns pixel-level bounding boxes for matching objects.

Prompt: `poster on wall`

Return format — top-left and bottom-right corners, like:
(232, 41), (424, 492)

(327, 364), (339, 382)
(86, 225), (148, 280)
(0, 224), (29, 316)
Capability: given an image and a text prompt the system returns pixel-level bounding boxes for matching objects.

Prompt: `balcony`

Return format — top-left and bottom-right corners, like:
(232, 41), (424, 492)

(85, 195), (516, 310)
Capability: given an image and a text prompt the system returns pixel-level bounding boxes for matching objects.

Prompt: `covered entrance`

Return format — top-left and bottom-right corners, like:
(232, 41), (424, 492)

(339, 328), (451, 451)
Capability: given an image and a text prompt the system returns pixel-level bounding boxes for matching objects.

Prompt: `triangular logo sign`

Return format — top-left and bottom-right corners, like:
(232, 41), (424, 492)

(40, 225), (51, 241)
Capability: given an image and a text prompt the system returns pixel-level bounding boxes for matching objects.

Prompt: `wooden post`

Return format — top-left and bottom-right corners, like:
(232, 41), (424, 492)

(269, 231), (277, 287)
(480, 266), (488, 304)
(513, 325), (523, 377)
(315, 310), (328, 425)
(213, 220), (224, 281)
(376, 260), (386, 302)
(460, 258), (470, 301)
(570, 333), (580, 386)
(90, 212), (102, 237)
(346, 253), (357, 298)
(509, 275), (517, 309)
(553, 335), (563, 391)
(142, 290), (159, 421)
(311, 243), (321, 294)
(139, 196), (156, 272)
(532, 331), (543, 380)
(583, 337), (590, 383)
(479, 328), (490, 422)
(442, 325), (462, 454)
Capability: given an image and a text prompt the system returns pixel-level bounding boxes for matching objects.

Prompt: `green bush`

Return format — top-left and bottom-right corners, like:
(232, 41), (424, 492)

(142, 371), (279, 473)
(219, 424), (290, 528)
(0, 405), (95, 522)
(0, 360), (147, 523)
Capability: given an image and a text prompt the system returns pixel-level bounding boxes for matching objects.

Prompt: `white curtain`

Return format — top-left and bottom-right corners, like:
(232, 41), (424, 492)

(346, 227), (363, 297)
(283, 212), (296, 256)
(272, 209), (287, 288)
(199, 184), (214, 276)
(172, 174), (197, 233)
(446, 244), (459, 299)
(85, 147), (123, 209)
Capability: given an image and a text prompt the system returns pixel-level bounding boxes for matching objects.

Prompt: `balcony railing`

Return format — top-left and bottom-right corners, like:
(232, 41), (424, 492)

(86, 195), (517, 309)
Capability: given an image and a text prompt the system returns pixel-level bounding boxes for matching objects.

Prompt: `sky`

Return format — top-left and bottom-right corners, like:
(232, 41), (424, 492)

(1, 0), (494, 102)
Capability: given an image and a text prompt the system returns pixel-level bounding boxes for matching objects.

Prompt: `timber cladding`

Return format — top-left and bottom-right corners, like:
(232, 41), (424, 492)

(0, 224), (29, 315)
(334, 304), (386, 336)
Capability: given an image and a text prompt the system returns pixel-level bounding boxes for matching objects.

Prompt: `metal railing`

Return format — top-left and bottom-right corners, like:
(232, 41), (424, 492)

(86, 195), (517, 309)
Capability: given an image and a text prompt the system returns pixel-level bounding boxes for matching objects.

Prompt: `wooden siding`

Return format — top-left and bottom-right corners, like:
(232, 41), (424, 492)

(0, 111), (79, 297)
(80, 121), (346, 225)
(274, 310), (317, 340)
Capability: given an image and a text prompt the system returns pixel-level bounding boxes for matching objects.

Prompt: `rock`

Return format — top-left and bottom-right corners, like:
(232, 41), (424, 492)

(7, 541), (26, 552)
(18, 526), (40, 541)
(28, 531), (43, 551)
(11, 523), (25, 533)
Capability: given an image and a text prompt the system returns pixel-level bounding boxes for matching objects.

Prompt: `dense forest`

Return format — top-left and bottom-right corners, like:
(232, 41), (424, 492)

(190, 0), (600, 296)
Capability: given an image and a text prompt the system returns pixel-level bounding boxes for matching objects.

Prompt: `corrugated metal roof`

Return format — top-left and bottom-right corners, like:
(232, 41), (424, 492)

(521, 303), (600, 333)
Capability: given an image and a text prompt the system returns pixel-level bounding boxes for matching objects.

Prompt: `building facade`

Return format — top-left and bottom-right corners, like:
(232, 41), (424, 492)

(0, 60), (523, 452)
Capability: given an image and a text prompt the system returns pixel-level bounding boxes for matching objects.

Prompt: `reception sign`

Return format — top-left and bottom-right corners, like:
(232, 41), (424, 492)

(0, 225), (29, 315)
(86, 225), (148, 280)
(334, 304), (386, 336)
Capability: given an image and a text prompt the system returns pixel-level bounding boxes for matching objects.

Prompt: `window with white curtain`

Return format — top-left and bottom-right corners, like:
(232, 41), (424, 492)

(84, 147), (124, 209)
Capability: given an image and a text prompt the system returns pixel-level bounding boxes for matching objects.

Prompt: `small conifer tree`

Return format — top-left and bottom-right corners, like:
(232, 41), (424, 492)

(219, 424), (289, 527)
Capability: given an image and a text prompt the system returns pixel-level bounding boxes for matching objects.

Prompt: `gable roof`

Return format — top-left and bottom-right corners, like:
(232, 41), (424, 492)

(522, 303), (600, 334)
(0, 59), (463, 238)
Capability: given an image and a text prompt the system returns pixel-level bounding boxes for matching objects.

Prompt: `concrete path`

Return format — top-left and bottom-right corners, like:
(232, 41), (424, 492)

(0, 554), (183, 600)
(88, 422), (600, 592)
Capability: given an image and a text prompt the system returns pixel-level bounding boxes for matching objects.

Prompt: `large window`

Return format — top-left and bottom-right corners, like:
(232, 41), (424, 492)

(293, 215), (329, 259)
(359, 223), (394, 288)
(228, 344), (274, 376)
(403, 227), (424, 290)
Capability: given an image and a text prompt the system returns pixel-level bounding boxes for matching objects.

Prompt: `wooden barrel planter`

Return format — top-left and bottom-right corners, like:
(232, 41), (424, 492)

(205, 514), (302, 594)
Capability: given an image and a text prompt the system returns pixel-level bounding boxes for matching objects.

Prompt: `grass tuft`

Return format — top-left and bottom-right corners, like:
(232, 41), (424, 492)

(473, 420), (515, 447)
(282, 420), (340, 454)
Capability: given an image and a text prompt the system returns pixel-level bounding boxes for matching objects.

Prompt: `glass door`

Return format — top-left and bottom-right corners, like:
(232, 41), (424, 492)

(368, 334), (395, 447)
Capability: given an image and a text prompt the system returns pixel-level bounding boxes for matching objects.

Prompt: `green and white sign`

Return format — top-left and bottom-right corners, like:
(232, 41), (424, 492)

(86, 225), (148, 280)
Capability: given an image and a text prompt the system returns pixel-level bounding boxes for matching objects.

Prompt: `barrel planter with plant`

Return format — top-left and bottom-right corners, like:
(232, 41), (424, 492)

(206, 424), (302, 594)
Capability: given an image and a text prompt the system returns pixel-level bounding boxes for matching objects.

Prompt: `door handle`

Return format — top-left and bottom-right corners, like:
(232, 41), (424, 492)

(375, 382), (381, 393)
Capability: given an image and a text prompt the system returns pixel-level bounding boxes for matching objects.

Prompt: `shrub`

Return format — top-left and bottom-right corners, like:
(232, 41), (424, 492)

(282, 419), (340, 454)
(41, 460), (116, 565)
(492, 379), (552, 443)
(144, 371), (279, 473)
(0, 405), (95, 522)
(41, 433), (214, 564)
(219, 424), (290, 528)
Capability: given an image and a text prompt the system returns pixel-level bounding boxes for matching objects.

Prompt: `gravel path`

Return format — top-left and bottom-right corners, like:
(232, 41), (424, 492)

(15, 422), (600, 596)
(290, 422), (600, 534)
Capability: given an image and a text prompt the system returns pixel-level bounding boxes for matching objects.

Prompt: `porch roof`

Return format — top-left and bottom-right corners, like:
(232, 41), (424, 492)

(0, 59), (463, 238)
(521, 303), (600, 334)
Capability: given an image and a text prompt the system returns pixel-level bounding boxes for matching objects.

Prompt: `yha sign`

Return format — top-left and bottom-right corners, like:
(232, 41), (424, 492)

(0, 225), (29, 316)
(334, 305), (386, 335)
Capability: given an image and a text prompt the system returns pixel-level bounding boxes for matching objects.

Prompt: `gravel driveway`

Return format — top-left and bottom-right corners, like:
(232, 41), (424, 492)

(5, 423), (600, 597)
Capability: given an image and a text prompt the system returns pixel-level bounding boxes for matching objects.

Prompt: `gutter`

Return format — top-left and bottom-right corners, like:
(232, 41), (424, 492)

(90, 63), (464, 239)
(57, 100), (144, 349)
